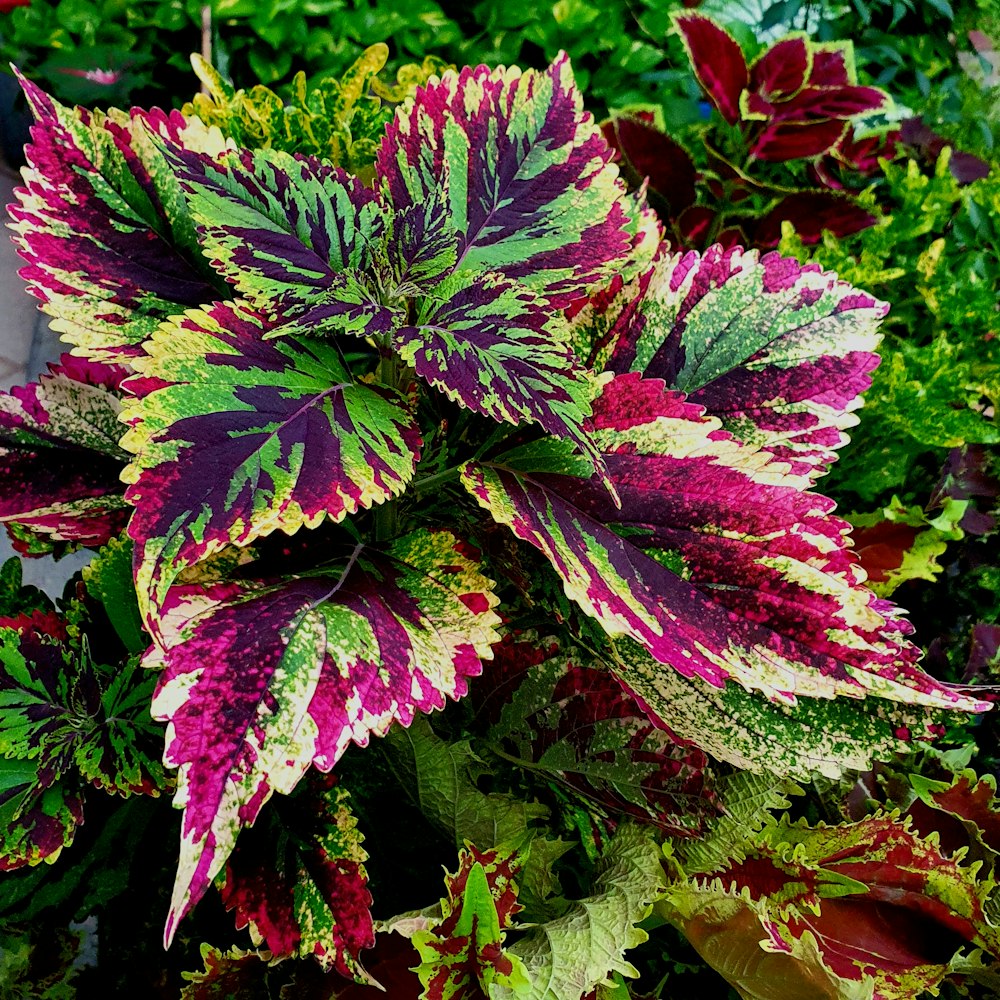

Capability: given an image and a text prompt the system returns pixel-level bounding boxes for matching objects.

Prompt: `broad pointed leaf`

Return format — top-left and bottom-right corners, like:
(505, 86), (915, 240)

(411, 843), (530, 999)
(462, 374), (981, 718)
(578, 246), (887, 480)
(221, 774), (374, 978)
(672, 14), (748, 126)
(0, 353), (130, 553)
(122, 301), (421, 620)
(147, 529), (500, 945)
(476, 633), (719, 835)
(491, 824), (666, 1000)
(8, 77), (227, 362)
(378, 54), (651, 305)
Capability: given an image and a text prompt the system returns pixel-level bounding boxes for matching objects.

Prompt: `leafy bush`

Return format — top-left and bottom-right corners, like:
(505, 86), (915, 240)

(1, 32), (999, 1000)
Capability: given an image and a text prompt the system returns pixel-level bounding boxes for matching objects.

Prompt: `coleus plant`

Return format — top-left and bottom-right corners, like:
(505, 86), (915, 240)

(602, 13), (899, 250)
(0, 44), (992, 996)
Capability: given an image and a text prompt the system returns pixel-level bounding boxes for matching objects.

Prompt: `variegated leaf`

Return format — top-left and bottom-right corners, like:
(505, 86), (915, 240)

(0, 354), (129, 553)
(395, 271), (604, 461)
(378, 54), (654, 305)
(221, 774), (374, 979)
(575, 246), (886, 479)
(168, 144), (384, 323)
(465, 373), (980, 710)
(8, 77), (228, 362)
(462, 373), (985, 776)
(121, 301), (421, 621)
(411, 843), (530, 999)
(146, 529), (500, 945)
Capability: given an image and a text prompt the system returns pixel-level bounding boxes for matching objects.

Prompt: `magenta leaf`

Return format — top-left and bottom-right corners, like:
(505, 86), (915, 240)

(147, 529), (500, 944)
(9, 77), (227, 362)
(0, 354), (130, 554)
(462, 373), (984, 774)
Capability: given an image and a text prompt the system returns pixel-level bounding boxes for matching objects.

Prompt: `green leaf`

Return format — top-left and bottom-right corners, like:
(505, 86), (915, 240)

(491, 824), (667, 999)
(81, 536), (147, 656)
(383, 717), (549, 850)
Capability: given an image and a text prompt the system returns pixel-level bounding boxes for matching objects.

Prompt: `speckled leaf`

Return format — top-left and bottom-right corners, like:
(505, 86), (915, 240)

(221, 775), (374, 979)
(168, 145), (383, 322)
(462, 373), (983, 723)
(395, 271), (603, 461)
(8, 77), (228, 362)
(147, 529), (500, 945)
(121, 301), (421, 621)
(491, 824), (666, 1000)
(0, 353), (130, 553)
(378, 54), (652, 305)
(476, 634), (719, 835)
(412, 843), (530, 999)
(578, 246), (886, 479)
(611, 635), (966, 779)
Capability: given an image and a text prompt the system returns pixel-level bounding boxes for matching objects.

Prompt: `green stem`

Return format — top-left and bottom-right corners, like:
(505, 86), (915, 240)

(412, 464), (463, 494)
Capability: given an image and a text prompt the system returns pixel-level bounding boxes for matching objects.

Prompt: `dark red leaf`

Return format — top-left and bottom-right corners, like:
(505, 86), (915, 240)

(752, 192), (876, 246)
(749, 36), (810, 100)
(749, 120), (847, 162)
(673, 13), (748, 125)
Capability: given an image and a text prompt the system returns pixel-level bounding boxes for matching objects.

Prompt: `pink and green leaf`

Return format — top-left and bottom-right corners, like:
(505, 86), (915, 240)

(464, 373), (976, 712)
(147, 529), (500, 945)
(378, 54), (653, 305)
(221, 774), (374, 979)
(0, 354), (130, 552)
(582, 246), (887, 480)
(122, 301), (421, 619)
(8, 78), (228, 362)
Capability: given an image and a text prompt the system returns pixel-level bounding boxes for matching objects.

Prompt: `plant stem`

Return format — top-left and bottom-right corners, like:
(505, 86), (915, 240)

(412, 464), (462, 494)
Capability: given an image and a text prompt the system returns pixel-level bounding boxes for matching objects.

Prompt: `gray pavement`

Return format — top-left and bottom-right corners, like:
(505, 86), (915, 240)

(0, 162), (93, 595)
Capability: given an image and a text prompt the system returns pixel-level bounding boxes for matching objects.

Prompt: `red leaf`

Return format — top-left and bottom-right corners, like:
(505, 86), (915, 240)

(749, 120), (847, 162)
(673, 13), (748, 125)
(808, 46), (853, 87)
(752, 192), (876, 247)
(771, 85), (888, 122)
(749, 36), (811, 100)
(602, 114), (697, 217)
